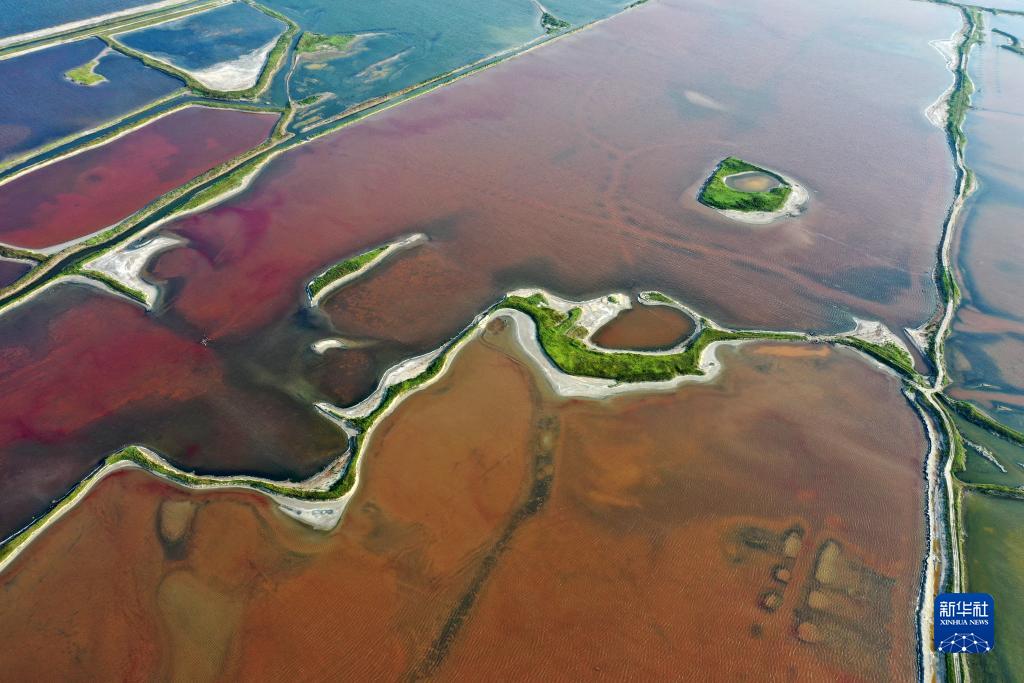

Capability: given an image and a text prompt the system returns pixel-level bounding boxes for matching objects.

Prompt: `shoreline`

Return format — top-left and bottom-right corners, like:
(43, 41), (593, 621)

(84, 234), (186, 307)
(913, 8), (982, 682)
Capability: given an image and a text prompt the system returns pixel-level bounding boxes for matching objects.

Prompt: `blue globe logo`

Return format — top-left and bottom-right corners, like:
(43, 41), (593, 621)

(938, 633), (991, 654)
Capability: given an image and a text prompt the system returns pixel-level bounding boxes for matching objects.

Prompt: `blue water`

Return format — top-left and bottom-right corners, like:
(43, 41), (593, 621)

(0, 0), (157, 40)
(0, 38), (180, 163)
(116, 2), (287, 72)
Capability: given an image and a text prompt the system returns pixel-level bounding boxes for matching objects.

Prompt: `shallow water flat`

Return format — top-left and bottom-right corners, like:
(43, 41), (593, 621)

(149, 0), (955, 394)
(0, 260), (31, 287)
(274, 0), (592, 126)
(0, 107), (277, 249)
(436, 340), (926, 681)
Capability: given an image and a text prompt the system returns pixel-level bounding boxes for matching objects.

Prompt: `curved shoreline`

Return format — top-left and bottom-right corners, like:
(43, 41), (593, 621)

(307, 233), (426, 307)
(0, 284), (924, 575)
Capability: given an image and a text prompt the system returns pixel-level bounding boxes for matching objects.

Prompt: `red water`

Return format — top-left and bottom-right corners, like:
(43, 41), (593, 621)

(0, 106), (276, 250)
(152, 0), (956, 349)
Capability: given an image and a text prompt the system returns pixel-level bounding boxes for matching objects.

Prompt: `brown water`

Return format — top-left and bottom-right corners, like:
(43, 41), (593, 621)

(0, 323), (926, 680)
(591, 301), (694, 350)
(724, 170), (782, 192)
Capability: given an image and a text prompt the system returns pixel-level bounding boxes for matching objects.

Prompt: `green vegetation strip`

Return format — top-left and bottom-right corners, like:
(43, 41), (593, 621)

(943, 397), (1024, 447)
(945, 8), (982, 153)
(643, 291), (675, 304)
(73, 267), (147, 304)
(307, 246), (387, 299)
(698, 156), (791, 212)
(834, 337), (917, 378)
(0, 245), (45, 262)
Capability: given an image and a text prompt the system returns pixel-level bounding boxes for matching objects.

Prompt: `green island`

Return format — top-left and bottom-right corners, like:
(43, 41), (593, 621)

(64, 59), (106, 86)
(541, 12), (571, 34)
(503, 293), (799, 382)
(297, 32), (356, 54)
(307, 246), (387, 300)
(699, 156), (792, 212)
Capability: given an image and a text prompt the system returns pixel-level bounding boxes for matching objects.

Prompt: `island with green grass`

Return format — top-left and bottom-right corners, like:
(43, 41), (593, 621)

(696, 156), (809, 224)
(64, 59), (107, 86)
(297, 32), (356, 54)
(541, 12), (571, 34)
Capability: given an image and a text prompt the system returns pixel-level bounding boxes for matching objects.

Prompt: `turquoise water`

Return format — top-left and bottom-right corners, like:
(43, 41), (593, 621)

(277, 0), (540, 123)
(275, 0), (630, 127)
(545, 0), (631, 25)
(0, 0), (156, 39)
(116, 2), (287, 73)
(0, 38), (180, 163)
